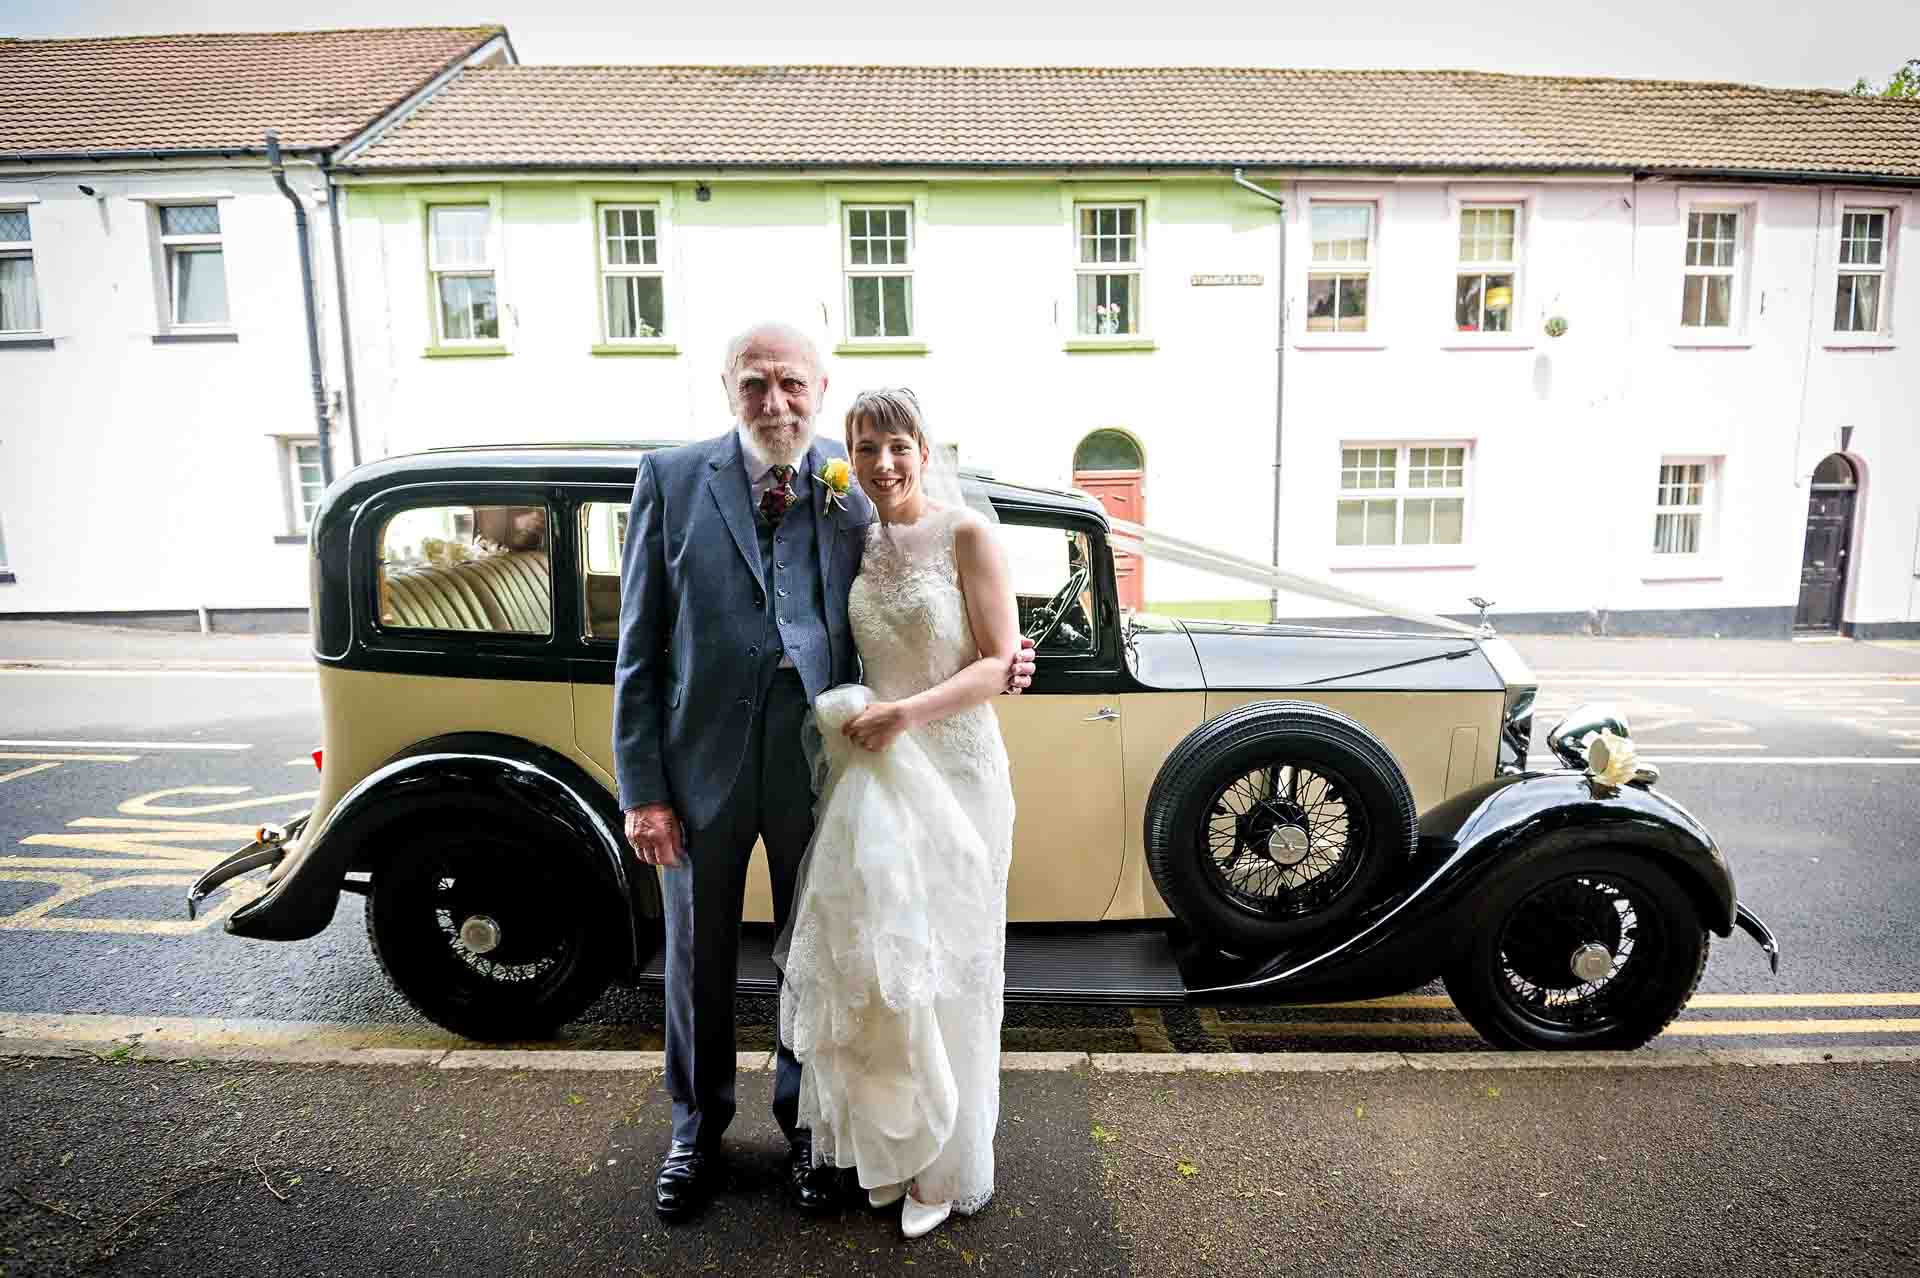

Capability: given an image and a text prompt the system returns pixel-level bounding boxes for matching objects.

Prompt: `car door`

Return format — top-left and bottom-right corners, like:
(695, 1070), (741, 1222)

(992, 512), (1129, 921)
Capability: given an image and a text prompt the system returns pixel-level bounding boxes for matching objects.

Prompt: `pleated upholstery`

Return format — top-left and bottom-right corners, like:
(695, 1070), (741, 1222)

(380, 550), (552, 634)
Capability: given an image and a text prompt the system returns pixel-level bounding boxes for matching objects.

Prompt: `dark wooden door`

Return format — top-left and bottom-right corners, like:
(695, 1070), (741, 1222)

(1796, 488), (1855, 630)
(1074, 471), (1144, 610)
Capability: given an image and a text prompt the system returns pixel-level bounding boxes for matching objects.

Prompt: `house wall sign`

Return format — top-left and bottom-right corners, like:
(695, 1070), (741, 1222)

(1190, 274), (1264, 286)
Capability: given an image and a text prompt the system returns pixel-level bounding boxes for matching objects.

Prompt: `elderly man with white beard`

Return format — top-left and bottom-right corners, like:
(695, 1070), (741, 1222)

(612, 321), (1034, 1223)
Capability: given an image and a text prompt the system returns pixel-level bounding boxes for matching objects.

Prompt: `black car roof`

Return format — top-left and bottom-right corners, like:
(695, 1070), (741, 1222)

(344, 441), (1107, 523)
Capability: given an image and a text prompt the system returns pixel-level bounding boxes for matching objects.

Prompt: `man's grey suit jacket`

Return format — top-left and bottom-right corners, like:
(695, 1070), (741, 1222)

(612, 429), (873, 830)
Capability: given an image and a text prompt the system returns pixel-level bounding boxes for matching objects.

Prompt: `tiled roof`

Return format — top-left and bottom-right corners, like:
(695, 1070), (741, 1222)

(0, 26), (507, 158)
(343, 65), (1920, 180)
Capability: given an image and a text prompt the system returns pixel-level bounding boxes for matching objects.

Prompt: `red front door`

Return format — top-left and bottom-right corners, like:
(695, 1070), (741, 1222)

(1075, 470), (1145, 610)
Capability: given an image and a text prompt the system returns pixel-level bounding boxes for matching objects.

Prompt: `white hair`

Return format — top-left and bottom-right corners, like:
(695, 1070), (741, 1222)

(721, 321), (823, 378)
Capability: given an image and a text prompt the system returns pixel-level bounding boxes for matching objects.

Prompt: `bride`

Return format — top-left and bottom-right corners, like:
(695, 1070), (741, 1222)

(775, 387), (1018, 1240)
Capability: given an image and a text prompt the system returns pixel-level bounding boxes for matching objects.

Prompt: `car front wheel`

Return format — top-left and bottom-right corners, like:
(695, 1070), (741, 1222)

(1443, 849), (1708, 1050)
(366, 816), (617, 1042)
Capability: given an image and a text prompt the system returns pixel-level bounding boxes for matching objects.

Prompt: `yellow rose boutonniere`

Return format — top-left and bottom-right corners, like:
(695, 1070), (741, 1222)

(817, 457), (851, 514)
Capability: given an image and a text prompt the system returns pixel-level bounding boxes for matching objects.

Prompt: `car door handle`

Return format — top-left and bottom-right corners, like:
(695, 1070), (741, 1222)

(1084, 707), (1119, 722)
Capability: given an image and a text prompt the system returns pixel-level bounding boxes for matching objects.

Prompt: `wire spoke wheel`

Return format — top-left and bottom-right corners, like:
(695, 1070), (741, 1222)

(367, 822), (614, 1041)
(1495, 872), (1658, 1034)
(1203, 761), (1368, 919)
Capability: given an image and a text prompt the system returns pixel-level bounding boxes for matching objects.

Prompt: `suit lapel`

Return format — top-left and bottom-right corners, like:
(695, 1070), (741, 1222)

(707, 431), (765, 594)
(807, 443), (838, 592)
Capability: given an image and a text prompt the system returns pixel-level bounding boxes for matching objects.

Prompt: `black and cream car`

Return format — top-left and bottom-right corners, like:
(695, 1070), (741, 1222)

(190, 444), (1778, 1050)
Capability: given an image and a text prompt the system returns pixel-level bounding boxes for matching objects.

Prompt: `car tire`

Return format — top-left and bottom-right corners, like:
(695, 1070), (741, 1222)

(1443, 848), (1708, 1051)
(1144, 699), (1417, 956)
(365, 809), (618, 1042)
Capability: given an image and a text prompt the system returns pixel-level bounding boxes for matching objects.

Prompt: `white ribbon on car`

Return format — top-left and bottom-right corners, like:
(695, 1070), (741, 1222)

(1104, 516), (1483, 639)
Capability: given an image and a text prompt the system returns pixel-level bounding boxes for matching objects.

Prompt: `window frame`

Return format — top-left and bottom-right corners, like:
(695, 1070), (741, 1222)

(156, 202), (230, 330)
(279, 437), (325, 536)
(1072, 200), (1147, 340)
(841, 202), (916, 343)
(1306, 200), (1378, 337)
(1453, 202), (1523, 338)
(1671, 190), (1761, 346)
(1330, 440), (1474, 564)
(0, 204), (43, 336)
(360, 488), (559, 644)
(1826, 193), (1905, 346)
(596, 201), (669, 346)
(1648, 455), (1720, 567)
(425, 202), (501, 348)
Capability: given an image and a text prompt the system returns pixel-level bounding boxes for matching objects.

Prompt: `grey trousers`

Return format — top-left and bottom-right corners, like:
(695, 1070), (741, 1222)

(660, 667), (813, 1149)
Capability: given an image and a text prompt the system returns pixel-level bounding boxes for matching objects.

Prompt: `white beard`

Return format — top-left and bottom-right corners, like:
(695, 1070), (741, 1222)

(743, 416), (812, 469)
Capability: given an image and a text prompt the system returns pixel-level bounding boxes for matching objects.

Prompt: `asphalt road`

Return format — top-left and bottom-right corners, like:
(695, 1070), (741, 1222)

(1, 630), (1917, 1056)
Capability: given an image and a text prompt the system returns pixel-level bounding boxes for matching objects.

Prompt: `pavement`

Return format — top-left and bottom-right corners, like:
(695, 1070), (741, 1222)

(3, 618), (1917, 675)
(0, 1044), (1915, 1278)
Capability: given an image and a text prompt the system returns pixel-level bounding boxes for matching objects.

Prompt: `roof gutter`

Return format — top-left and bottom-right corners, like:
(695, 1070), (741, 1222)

(265, 130), (336, 487)
(1232, 168), (1289, 624)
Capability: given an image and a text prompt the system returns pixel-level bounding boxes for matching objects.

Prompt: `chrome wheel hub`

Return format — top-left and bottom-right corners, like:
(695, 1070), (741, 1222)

(1265, 824), (1311, 867)
(458, 914), (503, 955)
(1569, 942), (1614, 983)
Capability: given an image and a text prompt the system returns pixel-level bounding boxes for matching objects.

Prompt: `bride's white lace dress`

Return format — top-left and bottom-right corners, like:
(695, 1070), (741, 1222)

(778, 504), (1014, 1214)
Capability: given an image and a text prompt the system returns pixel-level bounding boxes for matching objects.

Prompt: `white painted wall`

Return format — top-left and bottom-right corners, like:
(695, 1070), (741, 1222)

(0, 160), (350, 617)
(344, 170), (1919, 633)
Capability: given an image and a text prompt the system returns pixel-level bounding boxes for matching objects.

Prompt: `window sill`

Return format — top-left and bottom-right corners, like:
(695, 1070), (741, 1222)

(834, 340), (930, 356)
(0, 335), (54, 350)
(1641, 560), (1724, 583)
(591, 342), (679, 357)
(153, 330), (239, 345)
(1064, 337), (1157, 353)
(274, 534), (308, 545)
(1669, 334), (1752, 350)
(1821, 337), (1897, 351)
(1440, 336), (1535, 351)
(423, 343), (509, 359)
(1293, 335), (1387, 351)
(1329, 552), (1478, 571)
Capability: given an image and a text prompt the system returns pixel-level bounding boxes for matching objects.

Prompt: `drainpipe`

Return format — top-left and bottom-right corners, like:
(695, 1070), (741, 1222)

(265, 130), (335, 485)
(322, 158), (363, 468)
(1232, 168), (1288, 622)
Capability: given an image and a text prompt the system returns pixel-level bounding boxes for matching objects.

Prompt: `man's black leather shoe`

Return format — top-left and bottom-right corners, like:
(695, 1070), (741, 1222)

(787, 1135), (844, 1215)
(654, 1141), (721, 1222)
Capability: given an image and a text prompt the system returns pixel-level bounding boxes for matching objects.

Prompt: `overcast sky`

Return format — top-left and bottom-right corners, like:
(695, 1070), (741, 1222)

(3, 0), (1915, 92)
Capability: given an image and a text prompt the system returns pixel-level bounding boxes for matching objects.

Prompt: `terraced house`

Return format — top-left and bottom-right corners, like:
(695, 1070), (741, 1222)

(330, 65), (1920, 637)
(0, 25), (513, 628)
(6, 40), (1919, 638)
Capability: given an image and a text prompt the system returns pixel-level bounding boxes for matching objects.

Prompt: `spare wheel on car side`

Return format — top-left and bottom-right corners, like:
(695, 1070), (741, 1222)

(1144, 699), (1417, 956)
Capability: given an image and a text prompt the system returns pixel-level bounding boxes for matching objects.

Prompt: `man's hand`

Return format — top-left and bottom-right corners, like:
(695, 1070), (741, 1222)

(1004, 635), (1037, 694)
(625, 802), (686, 869)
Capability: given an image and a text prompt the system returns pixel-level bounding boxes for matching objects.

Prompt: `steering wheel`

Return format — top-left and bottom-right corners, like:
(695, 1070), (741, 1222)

(1023, 564), (1092, 652)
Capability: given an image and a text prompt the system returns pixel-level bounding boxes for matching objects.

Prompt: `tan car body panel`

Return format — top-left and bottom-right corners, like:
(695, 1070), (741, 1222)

(290, 667), (1503, 929)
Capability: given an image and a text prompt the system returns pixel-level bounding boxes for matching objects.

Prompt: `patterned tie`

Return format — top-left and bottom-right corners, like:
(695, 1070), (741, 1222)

(759, 464), (797, 525)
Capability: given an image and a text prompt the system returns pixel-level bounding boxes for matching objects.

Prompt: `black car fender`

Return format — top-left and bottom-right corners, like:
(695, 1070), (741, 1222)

(1183, 769), (1739, 1001)
(225, 733), (662, 973)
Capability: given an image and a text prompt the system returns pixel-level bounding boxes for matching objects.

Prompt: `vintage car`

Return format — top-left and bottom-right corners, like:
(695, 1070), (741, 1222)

(190, 443), (1777, 1051)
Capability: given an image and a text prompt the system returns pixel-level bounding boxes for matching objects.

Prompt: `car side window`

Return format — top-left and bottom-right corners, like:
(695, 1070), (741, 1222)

(999, 522), (1098, 656)
(579, 501), (627, 640)
(376, 503), (552, 635)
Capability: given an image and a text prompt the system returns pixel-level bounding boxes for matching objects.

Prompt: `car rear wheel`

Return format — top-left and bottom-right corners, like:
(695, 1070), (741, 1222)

(1443, 849), (1708, 1050)
(1145, 700), (1417, 955)
(366, 816), (617, 1042)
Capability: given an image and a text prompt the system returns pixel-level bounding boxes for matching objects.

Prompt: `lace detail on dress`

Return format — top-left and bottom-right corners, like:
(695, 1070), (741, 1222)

(779, 504), (1013, 1214)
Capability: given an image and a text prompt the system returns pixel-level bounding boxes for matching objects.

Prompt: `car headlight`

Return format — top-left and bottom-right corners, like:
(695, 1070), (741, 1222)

(1545, 703), (1633, 770)
(1498, 683), (1537, 774)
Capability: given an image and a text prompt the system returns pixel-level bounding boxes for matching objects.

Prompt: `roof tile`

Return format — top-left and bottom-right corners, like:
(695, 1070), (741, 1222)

(0, 26), (506, 156)
(346, 65), (1920, 179)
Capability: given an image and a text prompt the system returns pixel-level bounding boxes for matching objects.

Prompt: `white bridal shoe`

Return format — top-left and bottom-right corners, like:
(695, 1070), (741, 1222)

(868, 1181), (907, 1209)
(899, 1187), (952, 1239)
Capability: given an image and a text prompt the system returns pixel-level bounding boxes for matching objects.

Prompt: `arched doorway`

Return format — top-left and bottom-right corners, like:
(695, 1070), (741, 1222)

(1073, 429), (1145, 610)
(1796, 453), (1859, 632)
